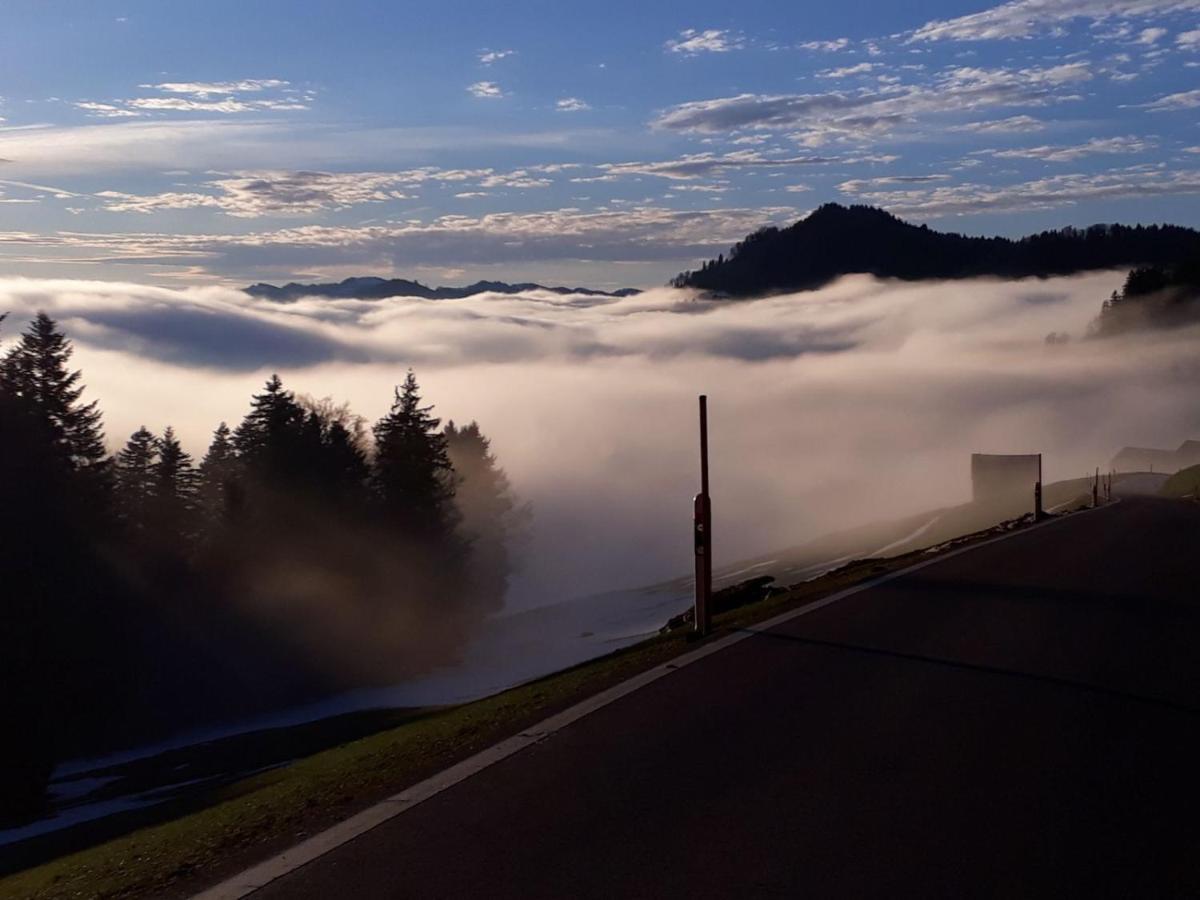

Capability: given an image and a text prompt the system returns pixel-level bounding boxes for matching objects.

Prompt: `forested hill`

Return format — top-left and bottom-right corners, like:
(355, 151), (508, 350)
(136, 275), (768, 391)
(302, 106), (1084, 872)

(247, 277), (640, 302)
(672, 204), (1200, 297)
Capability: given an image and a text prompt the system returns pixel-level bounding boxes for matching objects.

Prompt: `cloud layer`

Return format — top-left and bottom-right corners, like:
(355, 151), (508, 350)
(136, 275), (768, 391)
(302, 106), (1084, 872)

(3, 272), (1198, 609)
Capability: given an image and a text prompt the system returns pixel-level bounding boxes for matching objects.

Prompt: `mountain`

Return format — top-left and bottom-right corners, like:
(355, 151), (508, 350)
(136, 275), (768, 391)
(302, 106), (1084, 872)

(672, 204), (1200, 297)
(246, 277), (640, 302)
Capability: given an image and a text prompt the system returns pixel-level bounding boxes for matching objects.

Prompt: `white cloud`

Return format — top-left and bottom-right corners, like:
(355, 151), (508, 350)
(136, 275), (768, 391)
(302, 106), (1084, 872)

(1144, 87), (1200, 108)
(556, 97), (590, 112)
(653, 63), (1092, 145)
(74, 101), (141, 119)
(468, 81), (505, 99)
(71, 79), (307, 118)
(0, 205), (801, 272)
(478, 169), (553, 189)
(125, 97), (306, 114)
(598, 151), (838, 180)
(838, 175), (953, 192)
(985, 134), (1155, 161)
(784, 184), (813, 192)
(951, 114), (1046, 132)
(96, 170), (420, 217)
(911, 0), (1200, 42)
(1178, 27), (1200, 45)
(478, 49), (515, 65)
(1136, 26), (1169, 42)
(819, 63), (877, 78)
(665, 28), (744, 55)
(838, 166), (1200, 216)
(141, 79), (289, 97)
(799, 38), (851, 51)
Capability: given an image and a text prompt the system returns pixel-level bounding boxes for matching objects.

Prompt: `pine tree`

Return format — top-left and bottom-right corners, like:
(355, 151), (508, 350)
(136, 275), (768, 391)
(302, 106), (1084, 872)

(0, 313), (109, 478)
(198, 422), (240, 524)
(152, 427), (200, 545)
(114, 427), (158, 533)
(372, 370), (457, 544)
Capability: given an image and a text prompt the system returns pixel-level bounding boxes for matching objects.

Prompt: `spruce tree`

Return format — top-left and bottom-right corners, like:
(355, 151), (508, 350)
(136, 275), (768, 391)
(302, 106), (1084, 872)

(233, 374), (308, 486)
(152, 427), (200, 545)
(114, 427), (158, 533)
(0, 312), (108, 478)
(372, 370), (457, 544)
(197, 422), (240, 523)
(444, 420), (526, 611)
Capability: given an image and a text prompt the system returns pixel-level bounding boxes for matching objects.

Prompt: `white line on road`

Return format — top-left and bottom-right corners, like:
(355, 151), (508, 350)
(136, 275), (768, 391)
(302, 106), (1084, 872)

(194, 502), (1115, 899)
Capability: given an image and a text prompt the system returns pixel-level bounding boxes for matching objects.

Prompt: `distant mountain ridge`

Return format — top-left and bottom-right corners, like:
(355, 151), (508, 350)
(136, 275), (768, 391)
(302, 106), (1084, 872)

(246, 276), (640, 302)
(673, 203), (1200, 297)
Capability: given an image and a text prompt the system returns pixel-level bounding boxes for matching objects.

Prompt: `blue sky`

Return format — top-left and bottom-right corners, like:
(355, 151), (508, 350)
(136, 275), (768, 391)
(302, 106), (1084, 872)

(1, 0), (1198, 287)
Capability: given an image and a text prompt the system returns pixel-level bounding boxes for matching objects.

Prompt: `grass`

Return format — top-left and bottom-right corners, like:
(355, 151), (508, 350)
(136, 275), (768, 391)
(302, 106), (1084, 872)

(1161, 464), (1200, 499)
(0, 518), (1045, 900)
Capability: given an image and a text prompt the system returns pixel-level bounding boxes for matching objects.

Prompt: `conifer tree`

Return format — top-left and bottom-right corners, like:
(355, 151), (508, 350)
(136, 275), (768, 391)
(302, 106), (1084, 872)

(233, 374), (308, 485)
(372, 370), (457, 544)
(444, 420), (527, 611)
(198, 422), (240, 523)
(152, 426), (200, 544)
(114, 427), (158, 533)
(0, 312), (108, 478)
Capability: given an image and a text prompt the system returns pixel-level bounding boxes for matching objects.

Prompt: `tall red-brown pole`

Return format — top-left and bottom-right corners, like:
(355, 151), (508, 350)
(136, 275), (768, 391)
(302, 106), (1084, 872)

(694, 395), (713, 635)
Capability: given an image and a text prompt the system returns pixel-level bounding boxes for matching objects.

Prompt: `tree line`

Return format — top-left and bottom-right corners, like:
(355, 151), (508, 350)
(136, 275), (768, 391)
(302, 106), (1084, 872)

(672, 203), (1200, 297)
(0, 312), (527, 825)
(1093, 256), (1200, 335)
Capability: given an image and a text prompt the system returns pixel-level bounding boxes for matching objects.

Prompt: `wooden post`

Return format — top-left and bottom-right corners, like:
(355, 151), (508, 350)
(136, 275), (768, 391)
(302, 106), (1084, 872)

(694, 396), (713, 636)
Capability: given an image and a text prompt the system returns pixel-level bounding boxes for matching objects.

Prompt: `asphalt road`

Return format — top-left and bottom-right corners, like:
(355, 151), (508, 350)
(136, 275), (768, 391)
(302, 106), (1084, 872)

(255, 497), (1200, 899)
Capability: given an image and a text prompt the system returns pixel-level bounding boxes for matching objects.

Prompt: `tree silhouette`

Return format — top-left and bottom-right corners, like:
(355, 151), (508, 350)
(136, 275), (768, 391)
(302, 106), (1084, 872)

(673, 203), (1200, 297)
(445, 420), (528, 612)
(233, 374), (309, 488)
(152, 426), (200, 546)
(373, 370), (457, 545)
(0, 312), (109, 480)
(198, 422), (240, 526)
(114, 426), (158, 534)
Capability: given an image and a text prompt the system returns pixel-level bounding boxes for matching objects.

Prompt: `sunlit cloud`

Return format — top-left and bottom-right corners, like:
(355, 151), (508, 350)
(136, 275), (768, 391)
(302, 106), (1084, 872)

(665, 28), (744, 55)
(555, 97), (591, 112)
(983, 134), (1155, 161)
(468, 81), (505, 99)
(478, 49), (515, 65)
(653, 63), (1092, 144)
(911, 0), (1200, 42)
(838, 167), (1200, 216)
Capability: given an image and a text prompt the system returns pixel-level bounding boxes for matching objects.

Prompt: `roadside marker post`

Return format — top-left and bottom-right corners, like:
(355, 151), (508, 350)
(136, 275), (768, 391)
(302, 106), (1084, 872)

(1034, 453), (1044, 519)
(694, 395), (713, 636)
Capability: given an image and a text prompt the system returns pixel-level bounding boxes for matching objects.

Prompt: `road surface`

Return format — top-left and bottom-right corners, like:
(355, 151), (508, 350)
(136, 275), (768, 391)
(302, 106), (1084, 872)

(253, 497), (1200, 898)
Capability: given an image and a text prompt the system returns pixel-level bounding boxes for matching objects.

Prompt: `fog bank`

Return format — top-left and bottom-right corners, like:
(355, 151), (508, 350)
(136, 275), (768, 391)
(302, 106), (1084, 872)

(2, 271), (1197, 610)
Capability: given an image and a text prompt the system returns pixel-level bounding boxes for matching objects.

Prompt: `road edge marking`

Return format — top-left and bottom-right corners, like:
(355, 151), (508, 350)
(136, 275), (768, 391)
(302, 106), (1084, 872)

(193, 502), (1114, 899)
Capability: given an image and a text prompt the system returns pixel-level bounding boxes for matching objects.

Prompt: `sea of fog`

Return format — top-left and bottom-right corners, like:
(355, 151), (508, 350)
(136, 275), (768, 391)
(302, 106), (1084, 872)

(3, 271), (1198, 611)
(4, 271), (1200, 844)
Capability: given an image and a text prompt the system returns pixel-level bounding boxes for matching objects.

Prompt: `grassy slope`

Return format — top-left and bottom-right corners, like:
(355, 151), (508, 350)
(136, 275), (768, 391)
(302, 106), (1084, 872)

(1161, 464), (1200, 499)
(0, 507), (1084, 900)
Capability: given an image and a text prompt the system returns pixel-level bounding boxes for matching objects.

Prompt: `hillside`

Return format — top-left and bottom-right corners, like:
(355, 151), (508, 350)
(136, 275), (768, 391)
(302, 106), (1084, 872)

(1092, 257), (1200, 335)
(672, 204), (1200, 297)
(246, 277), (640, 303)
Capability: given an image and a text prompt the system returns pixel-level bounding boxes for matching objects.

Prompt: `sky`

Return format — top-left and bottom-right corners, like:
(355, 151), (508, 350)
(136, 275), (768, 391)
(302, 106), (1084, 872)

(0, 0), (1198, 288)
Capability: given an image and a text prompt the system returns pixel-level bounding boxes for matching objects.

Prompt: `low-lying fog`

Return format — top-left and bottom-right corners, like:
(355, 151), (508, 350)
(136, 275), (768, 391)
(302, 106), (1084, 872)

(3, 271), (1198, 611)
